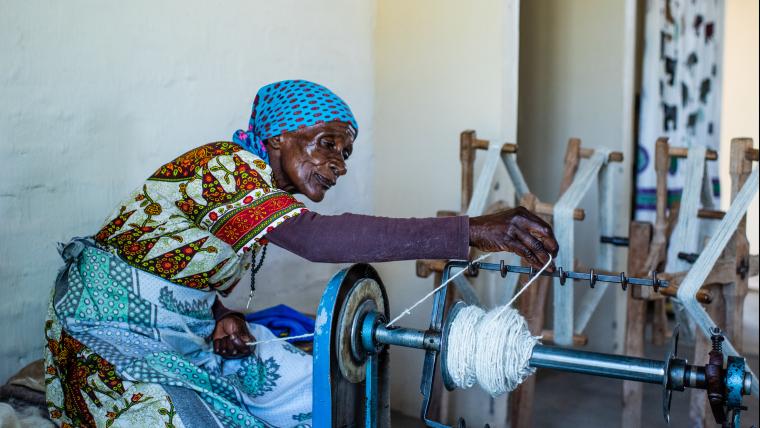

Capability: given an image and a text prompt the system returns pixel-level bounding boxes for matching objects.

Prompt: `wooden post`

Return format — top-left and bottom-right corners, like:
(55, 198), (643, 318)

(621, 222), (653, 428)
(507, 194), (544, 428)
(460, 130), (477, 213)
(723, 138), (753, 352)
(560, 138), (582, 194)
(509, 139), (583, 428)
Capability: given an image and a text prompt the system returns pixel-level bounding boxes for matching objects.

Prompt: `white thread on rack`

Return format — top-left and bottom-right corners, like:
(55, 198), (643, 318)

(552, 150), (609, 346)
(445, 256), (551, 396)
(666, 144), (708, 273)
(676, 166), (759, 397)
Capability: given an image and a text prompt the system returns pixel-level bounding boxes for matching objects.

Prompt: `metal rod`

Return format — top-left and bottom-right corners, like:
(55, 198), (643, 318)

(529, 345), (665, 385)
(375, 325), (439, 351)
(600, 236), (630, 247)
(475, 261), (668, 288)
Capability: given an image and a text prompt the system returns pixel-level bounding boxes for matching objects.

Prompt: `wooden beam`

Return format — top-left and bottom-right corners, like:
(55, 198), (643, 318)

(667, 145), (719, 161)
(540, 330), (588, 346)
(469, 139), (519, 154)
(698, 209), (725, 220)
(535, 201), (585, 221)
(579, 147), (624, 163)
(622, 222), (652, 428)
(746, 147), (759, 162)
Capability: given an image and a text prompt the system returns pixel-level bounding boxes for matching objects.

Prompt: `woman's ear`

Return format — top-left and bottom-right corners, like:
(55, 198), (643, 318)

(267, 136), (281, 150)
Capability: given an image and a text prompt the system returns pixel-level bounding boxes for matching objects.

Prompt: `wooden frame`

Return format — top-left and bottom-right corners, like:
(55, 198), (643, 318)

(620, 138), (758, 428)
(418, 130), (624, 427)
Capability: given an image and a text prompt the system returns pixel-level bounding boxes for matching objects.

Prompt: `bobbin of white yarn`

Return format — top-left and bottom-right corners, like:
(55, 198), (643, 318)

(475, 306), (538, 396)
(444, 304), (485, 389)
(443, 303), (539, 397)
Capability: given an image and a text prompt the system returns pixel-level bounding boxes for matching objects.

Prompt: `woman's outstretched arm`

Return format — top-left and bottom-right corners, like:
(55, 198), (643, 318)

(266, 207), (558, 269)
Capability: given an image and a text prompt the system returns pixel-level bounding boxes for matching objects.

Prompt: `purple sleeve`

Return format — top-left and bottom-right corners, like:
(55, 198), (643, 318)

(266, 212), (470, 263)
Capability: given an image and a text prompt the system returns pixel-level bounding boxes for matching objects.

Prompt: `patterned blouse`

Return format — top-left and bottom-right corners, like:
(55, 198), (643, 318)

(94, 142), (306, 294)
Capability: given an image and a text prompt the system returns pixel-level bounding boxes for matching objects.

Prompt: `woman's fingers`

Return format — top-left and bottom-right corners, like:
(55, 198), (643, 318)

(514, 211), (559, 258)
(509, 240), (542, 269)
(214, 331), (256, 358)
(514, 228), (551, 267)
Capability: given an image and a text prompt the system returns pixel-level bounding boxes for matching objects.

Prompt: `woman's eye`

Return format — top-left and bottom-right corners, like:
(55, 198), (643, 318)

(321, 139), (335, 148)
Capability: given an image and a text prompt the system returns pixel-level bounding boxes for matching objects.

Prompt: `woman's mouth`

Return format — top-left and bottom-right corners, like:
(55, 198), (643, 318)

(314, 173), (335, 190)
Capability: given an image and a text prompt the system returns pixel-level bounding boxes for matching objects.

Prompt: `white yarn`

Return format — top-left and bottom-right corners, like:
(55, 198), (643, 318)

(503, 153), (530, 200)
(446, 305), (485, 389)
(666, 144), (708, 273)
(478, 306), (539, 395)
(445, 305), (539, 397)
(467, 144), (503, 217)
(387, 252), (493, 326)
(676, 166), (759, 397)
(245, 252), (495, 346)
(246, 333), (314, 347)
(552, 150), (609, 346)
(444, 256), (551, 396)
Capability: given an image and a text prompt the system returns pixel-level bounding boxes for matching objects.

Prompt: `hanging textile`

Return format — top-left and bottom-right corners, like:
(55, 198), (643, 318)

(635, 0), (724, 220)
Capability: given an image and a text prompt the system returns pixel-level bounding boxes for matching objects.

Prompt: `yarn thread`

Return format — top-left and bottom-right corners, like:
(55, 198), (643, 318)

(444, 255), (552, 396)
(675, 166), (759, 397)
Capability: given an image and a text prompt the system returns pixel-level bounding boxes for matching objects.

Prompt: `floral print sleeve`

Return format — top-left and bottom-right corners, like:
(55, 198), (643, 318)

(94, 142), (307, 294)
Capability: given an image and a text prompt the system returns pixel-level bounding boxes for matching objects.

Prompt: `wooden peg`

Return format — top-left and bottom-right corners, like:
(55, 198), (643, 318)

(579, 147), (624, 162)
(667, 145), (719, 161)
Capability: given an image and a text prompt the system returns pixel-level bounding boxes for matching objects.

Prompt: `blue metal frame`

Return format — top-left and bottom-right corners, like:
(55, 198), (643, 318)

(313, 262), (750, 428)
(312, 266), (350, 426)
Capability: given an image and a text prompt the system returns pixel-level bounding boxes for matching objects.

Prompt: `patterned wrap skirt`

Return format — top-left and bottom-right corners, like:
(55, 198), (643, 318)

(44, 238), (312, 427)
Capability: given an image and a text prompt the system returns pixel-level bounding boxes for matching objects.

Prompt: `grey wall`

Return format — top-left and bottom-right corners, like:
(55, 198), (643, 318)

(374, 1), (520, 424)
(0, 0), (377, 382)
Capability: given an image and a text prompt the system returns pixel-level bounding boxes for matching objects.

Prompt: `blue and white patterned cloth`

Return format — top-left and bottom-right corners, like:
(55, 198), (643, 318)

(45, 238), (312, 427)
(233, 80), (358, 164)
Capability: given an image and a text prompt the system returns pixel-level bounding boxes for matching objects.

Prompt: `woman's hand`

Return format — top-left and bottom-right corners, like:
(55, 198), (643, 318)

(212, 314), (255, 359)
(469, 207), (559, 270)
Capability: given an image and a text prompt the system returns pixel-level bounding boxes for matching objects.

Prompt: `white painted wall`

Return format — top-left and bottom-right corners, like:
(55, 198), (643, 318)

(0, 0), (376, 382)
(720, 0), (759, 254)
(373, 1), (520, 424)
(518, 0), (635, 354)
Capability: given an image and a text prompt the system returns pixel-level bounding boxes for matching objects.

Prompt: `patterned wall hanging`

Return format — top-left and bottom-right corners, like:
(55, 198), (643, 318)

(635, 0), (724, 220)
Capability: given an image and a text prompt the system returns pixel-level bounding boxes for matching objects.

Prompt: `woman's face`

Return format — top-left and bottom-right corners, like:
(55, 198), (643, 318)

(271, 121), (355, 202)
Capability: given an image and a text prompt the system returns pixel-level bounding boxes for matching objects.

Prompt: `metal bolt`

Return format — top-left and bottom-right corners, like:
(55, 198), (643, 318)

(710, 327), (724, 353)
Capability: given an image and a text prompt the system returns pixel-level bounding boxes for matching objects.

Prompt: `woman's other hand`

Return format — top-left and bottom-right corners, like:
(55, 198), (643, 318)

(469, 207), (559, 270)
(212, 314), (255, 359)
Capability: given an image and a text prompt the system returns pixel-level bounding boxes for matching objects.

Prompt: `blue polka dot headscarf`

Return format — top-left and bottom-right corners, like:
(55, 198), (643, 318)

(233, 80), (359, 164)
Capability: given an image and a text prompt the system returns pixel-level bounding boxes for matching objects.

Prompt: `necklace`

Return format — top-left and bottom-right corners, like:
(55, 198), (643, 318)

(246, 244), (268, 310)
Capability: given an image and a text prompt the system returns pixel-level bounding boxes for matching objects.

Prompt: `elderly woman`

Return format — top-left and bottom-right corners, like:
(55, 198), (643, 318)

(45, 80), (558, 427)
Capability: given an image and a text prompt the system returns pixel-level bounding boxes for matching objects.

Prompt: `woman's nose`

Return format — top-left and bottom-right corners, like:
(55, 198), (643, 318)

(330, 160), (347, 177)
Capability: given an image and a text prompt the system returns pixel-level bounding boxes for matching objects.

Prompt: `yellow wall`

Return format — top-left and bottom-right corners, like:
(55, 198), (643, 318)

(373, 1), (519, 423)
(518, 0), (635, 353)
(720, 0), (759, 253)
